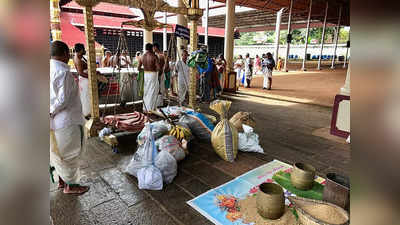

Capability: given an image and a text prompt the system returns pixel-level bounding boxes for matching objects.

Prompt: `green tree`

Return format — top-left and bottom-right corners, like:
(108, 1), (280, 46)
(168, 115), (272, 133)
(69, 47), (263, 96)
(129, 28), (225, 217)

(235, 27), (349, 45)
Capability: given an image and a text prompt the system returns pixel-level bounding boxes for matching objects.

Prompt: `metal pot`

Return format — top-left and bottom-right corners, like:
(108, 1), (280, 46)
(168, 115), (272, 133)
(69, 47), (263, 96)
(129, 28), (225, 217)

(291, 163), (316, 190)
(256, 183), (285, 220)
(322, 173), (350, 211)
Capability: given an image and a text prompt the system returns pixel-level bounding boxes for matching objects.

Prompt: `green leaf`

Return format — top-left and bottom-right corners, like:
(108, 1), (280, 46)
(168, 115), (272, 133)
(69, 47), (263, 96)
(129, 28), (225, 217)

(272, 171), (324, 200)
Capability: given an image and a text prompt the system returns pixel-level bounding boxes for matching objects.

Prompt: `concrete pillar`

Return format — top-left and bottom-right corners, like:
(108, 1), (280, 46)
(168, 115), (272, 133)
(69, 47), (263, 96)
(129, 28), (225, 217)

(343, 40), (349, 68)
(177, 0), (188, 55)
(341, 61), (350, 96)
(205, 0), (209, 47)
(274, 8), (284, 63)
(331, 5), (342, 69)
(284, 0), (294, 72)
(317, 1), (328, 70)
(301, 0), (312, 71)
(143, 29), (153, 51)
(163, 12), (168, 52)
(224, 0), (235, 73)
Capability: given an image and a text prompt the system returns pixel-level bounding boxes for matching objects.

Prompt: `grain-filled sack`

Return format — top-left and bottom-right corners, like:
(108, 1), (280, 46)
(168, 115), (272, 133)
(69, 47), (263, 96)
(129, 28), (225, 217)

(179, 111), (214, 141)
(229, 111), (256, 132)
(210, 100), (238, 162)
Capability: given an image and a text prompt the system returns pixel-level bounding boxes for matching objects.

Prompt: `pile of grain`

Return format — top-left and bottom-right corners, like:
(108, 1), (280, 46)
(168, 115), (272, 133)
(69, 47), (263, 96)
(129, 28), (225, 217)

(302, 204), (347, 224)
(238, 195), (297, 225)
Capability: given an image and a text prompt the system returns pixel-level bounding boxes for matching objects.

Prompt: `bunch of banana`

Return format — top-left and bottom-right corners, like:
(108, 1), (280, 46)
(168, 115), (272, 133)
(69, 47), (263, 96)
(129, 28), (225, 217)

(169, 125), (192, 141)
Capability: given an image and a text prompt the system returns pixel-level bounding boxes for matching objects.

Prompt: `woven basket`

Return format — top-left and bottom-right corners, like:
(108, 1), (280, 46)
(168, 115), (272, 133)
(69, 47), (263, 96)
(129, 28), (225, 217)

(288, 196), (349, 225)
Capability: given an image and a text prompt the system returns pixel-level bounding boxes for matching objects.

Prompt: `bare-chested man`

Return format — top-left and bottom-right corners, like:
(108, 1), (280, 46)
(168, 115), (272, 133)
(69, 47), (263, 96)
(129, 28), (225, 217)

(138, 43), (161, 112)
(73, 43), (107, 119)
(153, 43), (166, 97)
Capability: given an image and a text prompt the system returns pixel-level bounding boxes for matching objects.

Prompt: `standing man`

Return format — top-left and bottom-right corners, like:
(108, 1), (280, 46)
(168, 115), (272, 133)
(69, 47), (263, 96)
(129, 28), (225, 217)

(101, 50), (112, 67)
(137, 43), (161, 112)
(244, 53), (253, 88)
(175, 50), (190, 106)
(234, 55), (244, 88)
(163, 50), (172, 97)
(73, 43), (91, 118)
(120, 50), (131, 68)
(153, 43), (166, 99)
(50, 40), (89, 195)
(264, 52), (275, 90)
(197, 49), (213, 103)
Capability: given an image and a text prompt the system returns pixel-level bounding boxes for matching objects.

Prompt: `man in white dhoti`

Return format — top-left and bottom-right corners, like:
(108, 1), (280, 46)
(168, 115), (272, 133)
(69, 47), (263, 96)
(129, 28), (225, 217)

(50, 41), (89, 195)
(175, 50), (190, 106)
(244, 53), (253, 88)
(138, 43), (161, 112)
(262, 52), (275, 90)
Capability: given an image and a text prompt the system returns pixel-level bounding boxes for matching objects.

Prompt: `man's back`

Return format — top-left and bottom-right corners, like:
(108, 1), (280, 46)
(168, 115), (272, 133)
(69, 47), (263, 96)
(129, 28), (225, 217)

(141, 52), (158, 71)
(50, 59), (82, 130)
(155, 51), (165, 73)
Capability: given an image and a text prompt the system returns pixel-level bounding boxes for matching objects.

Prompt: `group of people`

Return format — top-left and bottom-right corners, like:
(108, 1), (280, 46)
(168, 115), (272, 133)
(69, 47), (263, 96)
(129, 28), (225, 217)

(234, 52), (276, 90)
(49, 40), (242, 195)
(100, 49), (135, 68)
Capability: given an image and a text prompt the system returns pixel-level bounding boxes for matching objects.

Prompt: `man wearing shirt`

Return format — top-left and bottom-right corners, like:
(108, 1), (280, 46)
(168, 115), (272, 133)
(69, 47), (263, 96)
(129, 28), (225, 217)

(50, 41), (89, 195)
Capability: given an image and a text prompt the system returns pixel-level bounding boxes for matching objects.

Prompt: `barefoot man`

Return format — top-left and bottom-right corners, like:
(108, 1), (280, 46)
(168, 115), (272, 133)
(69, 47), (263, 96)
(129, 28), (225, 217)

(50, 41), (89, 195)
(138, 43), (161, 112)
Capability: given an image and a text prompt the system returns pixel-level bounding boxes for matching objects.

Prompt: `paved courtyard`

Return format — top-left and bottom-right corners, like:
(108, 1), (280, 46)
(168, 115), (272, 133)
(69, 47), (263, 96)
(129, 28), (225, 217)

(50, 68), (350, 225)
(241, 63), (348, 107)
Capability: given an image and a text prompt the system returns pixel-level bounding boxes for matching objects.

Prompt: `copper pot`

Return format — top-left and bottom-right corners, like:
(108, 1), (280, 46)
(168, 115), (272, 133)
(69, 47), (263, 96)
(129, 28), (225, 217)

(322, 173), (350, 211)
(256, 183), (285, 220)
(291, 163), (316, 190)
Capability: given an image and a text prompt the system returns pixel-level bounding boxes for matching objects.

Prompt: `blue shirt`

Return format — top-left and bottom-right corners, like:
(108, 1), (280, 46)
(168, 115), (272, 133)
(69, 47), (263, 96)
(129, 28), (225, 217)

(197, 57), (213, 74)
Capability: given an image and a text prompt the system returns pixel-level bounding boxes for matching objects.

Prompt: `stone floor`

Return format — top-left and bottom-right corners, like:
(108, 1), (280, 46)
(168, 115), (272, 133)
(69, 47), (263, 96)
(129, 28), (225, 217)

(50, 93), (350, 225)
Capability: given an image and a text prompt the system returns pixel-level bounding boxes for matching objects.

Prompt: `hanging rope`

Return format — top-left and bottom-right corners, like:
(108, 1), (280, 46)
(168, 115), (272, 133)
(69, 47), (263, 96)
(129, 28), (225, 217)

(101, 27), (136, 118)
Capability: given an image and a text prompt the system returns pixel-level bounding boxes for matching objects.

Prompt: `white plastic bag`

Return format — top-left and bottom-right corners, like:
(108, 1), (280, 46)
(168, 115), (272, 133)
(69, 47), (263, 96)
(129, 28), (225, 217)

(154, 150), (177, 184)
(137, 165), (163, 190)
(155, 135), (186, 161)
(98, 127), (112, 141)
(137, 120), (170, 145)
(238, 124), (264, 153)
(126, 123), (164, 190)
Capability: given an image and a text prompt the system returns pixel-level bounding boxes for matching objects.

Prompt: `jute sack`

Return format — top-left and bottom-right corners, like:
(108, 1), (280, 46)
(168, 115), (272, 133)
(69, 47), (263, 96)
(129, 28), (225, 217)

(210, 100), (238, 162)
(229, 111), (256, 132)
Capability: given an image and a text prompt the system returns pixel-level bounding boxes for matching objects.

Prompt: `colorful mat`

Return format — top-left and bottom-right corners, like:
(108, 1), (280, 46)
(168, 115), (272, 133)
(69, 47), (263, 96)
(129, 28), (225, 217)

(187, 159), (325, 225)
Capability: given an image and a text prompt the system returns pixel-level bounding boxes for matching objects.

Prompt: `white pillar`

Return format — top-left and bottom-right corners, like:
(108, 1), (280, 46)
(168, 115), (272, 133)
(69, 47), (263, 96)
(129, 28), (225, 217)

(224, 0), (235, 73)
(143, 29), (153, 51)
(177, 0), (188, 54)
(331, 5), (342, 69)
(301, 0), (312, 71)
(343, 40), (349, 68)
(317, 1), (328, 70)
(274, 8), (284, 63)
(163, 12), (168, 52)
(340, 61), (350, 96)
(284, 0), (294, 72)
(205, 0), (209, 47)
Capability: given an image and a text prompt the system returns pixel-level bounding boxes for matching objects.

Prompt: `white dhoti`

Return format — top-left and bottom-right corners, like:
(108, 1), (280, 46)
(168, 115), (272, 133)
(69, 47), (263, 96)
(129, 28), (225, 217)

(263, 69), (272, 89)
(178, 72), (189, 104)
(78, 76), (90, 117)
(159, 72), (166, 96)
(143, 71), (159, 112)
(50, 125), (83, 184)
